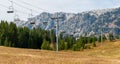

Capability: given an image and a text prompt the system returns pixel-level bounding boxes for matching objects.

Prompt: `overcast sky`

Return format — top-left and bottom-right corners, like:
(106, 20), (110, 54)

(0, 0), (120, 22)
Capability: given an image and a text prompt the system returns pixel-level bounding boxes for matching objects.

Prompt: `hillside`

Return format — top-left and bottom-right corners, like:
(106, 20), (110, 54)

(14, 7), (120, 37)
(0, 40), (120, 64)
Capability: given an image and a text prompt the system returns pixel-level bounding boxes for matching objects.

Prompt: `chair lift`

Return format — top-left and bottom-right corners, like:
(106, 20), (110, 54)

(30, 21), (35, 25)
(30, 20), (36, 30)
(14, 13), (20, 22)
(62, 30), (66, 33)
(30, 18), (35, 25)
(29, 17), (35, 25)
(54, 25), (56, 28)
(43, 22), (48, 25)
(74, 31), (76, 34)
(70, 34), (73, 37)
(7, 1), (14, 13)
(29, 9), (35, 25)
(7, 6), (14, 13)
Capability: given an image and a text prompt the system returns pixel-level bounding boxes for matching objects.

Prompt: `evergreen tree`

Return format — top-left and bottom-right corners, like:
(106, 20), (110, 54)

(41, 39), (51, 50)
(59, 39), (68, 50)
(98, 35), (102, 42)
(0, 39), (1, 46)
(4, 38), (9, 46)
(92, 36), (96, 47)
(88, 37), (92, 43)
(109, 33), (114, 41)
(67, 36), (74, 49)
(72, 44), (79, 51)
(8, 22), (18, 47)
(103, 35), (107, 42)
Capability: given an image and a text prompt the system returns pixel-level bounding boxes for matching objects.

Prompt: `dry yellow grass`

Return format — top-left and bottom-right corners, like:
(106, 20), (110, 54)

(0, 40), (120, 64)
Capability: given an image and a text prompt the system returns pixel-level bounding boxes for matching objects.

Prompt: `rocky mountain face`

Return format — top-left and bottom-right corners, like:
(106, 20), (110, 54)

(14, 7), (120, 37)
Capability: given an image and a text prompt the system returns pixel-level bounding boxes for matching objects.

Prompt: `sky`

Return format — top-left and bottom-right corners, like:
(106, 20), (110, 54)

(0, 0), (120, 22)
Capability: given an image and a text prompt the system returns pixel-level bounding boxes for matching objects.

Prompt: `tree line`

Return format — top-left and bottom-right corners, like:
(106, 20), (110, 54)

(0, 21), (118, 51)
(0, 21), (56, 49)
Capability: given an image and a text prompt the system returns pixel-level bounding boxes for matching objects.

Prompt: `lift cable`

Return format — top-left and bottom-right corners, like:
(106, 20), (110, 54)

(0, 3), (8, 8)
(8, 0), (39, 13)
(14, 0), (49, 12)
(7, 0), (14, 13)
(0, 3), (29, 14)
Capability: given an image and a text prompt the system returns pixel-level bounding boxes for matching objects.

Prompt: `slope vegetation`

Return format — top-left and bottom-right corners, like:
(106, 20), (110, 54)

(0, 40), (120, 64)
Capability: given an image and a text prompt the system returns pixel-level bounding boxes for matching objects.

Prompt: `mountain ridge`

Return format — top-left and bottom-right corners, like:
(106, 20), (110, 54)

(14, 7), (120, 37)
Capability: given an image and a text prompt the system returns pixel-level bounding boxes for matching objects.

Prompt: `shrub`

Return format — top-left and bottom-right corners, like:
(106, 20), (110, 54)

(59, 40), (68, 50)
(41, 39), (51, 50)
(72, 44), (80, 51)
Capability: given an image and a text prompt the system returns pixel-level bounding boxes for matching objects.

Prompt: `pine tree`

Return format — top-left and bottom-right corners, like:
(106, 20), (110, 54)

(59, 39), (68, 50)
(72, 44), (79, 51)
(0, 39), (1, 45)
(67, 36), (74, 49)
(92, 36), (96, 47)
(9, 22), (18, 45)
(41, 39), (51, 50)
(98, 35), (102, 42)
(88, 37), (92, 43)
(4, 38), (9, 46)
(109, 33), (114, 41)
